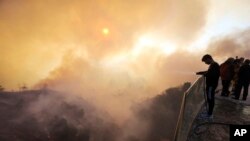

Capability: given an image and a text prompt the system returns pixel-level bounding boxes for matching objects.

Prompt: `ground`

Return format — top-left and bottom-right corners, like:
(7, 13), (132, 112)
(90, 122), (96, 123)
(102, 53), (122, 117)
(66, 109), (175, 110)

(187, 90), (250, 141)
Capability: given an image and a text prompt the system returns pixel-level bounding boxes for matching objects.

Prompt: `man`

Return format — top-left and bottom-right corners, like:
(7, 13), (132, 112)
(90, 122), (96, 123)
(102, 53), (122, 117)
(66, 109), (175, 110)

(220, 58), (234, 96)
(197, 54), (220, 119)
(231, 59), (241, 94)
(233, 59), (250, 100)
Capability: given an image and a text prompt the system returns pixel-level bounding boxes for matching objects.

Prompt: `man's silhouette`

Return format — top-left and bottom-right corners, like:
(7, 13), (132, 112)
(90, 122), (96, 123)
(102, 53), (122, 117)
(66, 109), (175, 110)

(233, 59), (250, 100)
(197, 54), (220, 119)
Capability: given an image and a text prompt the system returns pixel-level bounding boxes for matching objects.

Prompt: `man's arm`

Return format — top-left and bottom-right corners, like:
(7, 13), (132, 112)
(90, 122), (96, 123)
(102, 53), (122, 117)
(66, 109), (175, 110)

(196, 71), (208, 75)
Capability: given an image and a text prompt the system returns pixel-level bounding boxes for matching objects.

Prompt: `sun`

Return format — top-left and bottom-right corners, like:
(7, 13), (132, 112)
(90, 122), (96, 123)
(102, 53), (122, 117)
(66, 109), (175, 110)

(102, 28), (109, 35)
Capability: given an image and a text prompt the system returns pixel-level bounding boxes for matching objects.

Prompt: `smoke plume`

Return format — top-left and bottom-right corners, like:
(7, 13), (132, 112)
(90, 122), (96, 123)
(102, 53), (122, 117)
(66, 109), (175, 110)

(0, 0), (220, 141)
(206, 28), (250, 60)
(0, 82), (189, 141)
(0, 0), (209, 89)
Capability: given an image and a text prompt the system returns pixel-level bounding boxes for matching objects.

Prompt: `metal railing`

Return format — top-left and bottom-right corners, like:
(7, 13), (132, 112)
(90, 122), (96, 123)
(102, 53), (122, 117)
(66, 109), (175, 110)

(173, 76), (205, 141)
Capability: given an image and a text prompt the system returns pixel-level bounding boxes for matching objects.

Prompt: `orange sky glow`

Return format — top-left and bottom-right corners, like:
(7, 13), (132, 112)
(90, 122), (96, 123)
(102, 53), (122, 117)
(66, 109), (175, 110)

(0, 0), (250, 101)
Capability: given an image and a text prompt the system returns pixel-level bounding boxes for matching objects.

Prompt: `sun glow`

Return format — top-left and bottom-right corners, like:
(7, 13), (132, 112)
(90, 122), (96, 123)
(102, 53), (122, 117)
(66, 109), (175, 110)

(132, 35), (177, 57)
(101, 34), (177, 69)
(102, 28), (110, 35)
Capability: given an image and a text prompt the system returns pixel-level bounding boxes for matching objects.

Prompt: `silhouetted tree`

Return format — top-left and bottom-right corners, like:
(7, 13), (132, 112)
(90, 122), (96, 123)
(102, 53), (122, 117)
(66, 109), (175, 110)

(20, 84), (28, 92)
(0, 85), (4, 92)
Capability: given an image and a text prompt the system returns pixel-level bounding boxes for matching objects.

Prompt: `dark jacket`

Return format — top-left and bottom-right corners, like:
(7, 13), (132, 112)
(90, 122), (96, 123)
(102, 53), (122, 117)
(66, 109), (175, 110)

(205, 62), (220, 87)
(238, 64), (250, 84)
(220, 62), (234, 81)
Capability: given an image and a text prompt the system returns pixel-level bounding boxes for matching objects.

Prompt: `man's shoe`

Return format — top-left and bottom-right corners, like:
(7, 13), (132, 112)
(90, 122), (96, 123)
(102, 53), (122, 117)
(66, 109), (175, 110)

(242, 97), (247, 101)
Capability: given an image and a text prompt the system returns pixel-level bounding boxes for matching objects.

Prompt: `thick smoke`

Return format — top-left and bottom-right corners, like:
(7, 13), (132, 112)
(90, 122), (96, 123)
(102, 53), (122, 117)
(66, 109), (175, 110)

(1, 0), (250, 141)
(0, 91), (120, 141)
(35, 50), (203, 125)
(207, 28), (250, 59)
(0, 0), (209, 89)
(0, 82), (189, 141)
(0, 0), (214, 141)
(121, 83), (190, 141)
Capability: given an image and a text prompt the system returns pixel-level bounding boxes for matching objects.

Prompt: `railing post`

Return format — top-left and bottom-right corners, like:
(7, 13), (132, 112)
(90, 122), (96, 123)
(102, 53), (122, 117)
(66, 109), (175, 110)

(173, 91), (187, 141)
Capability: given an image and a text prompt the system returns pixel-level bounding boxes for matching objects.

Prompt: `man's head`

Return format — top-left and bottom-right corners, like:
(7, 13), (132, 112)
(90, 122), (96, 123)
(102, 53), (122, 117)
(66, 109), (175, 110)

(202, 54), (213, 65)
(244, 59), (250, 65)
(226, 57), (235, 64)
(239, 57), (245, 64)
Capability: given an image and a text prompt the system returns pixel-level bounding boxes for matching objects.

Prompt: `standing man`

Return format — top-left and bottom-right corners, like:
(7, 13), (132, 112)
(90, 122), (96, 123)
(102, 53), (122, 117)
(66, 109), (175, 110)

(197, 54), (220, 119)
(220, 58), (234, 97)
(233, 59), (250, 100)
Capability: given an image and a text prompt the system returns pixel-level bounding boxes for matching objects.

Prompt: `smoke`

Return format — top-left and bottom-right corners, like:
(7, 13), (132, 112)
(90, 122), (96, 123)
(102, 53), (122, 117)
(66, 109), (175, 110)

(0, 82), (189, 141)
(1, 0), (250, 141)
(0, 0), (214, 141)
(206, 28), (250, 59)
(0, 0), (209, 89)
(120, 83), (190, 141)
(36, 52), (151, 124)
(34, 48), (204, 126)
(31, 48), (197, 141)
(0, 91), (121, 141)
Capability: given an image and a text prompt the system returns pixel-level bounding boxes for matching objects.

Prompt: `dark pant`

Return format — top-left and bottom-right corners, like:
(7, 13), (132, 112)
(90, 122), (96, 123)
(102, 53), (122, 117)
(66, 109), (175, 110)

(235, 81), (249, 99)
(206, 86), (216, 115)
(221, 80), (231, 96)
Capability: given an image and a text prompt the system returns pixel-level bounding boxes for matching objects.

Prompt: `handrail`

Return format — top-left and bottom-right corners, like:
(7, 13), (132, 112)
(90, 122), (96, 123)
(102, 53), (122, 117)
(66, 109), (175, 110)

(173, 91), (187, 141)
(184, 77), (204, 97)
(173, 76), (205, 141)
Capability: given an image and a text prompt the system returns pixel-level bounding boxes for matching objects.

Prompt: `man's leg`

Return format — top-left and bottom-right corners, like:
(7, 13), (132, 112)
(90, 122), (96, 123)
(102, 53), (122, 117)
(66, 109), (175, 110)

(206, 86), (215, 116)
(221, 80), (226, 96)
(242, 83), (249, 100)
(225, 80), (231, 96)
(234, 82), (243, 99)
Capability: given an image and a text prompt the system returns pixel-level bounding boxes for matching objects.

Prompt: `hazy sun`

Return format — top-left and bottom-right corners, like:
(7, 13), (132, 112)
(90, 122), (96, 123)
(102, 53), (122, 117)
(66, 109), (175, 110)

(102, 28), (110, 35)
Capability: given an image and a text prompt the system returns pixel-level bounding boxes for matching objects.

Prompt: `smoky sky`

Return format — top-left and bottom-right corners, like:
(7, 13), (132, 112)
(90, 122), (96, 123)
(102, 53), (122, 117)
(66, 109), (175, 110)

(1, 0), (249, 126)
(1, 1), (250, 141)
(207, 28), (250, 59)
(0, 0), (213, 124)
(0, 0), (209, 89)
